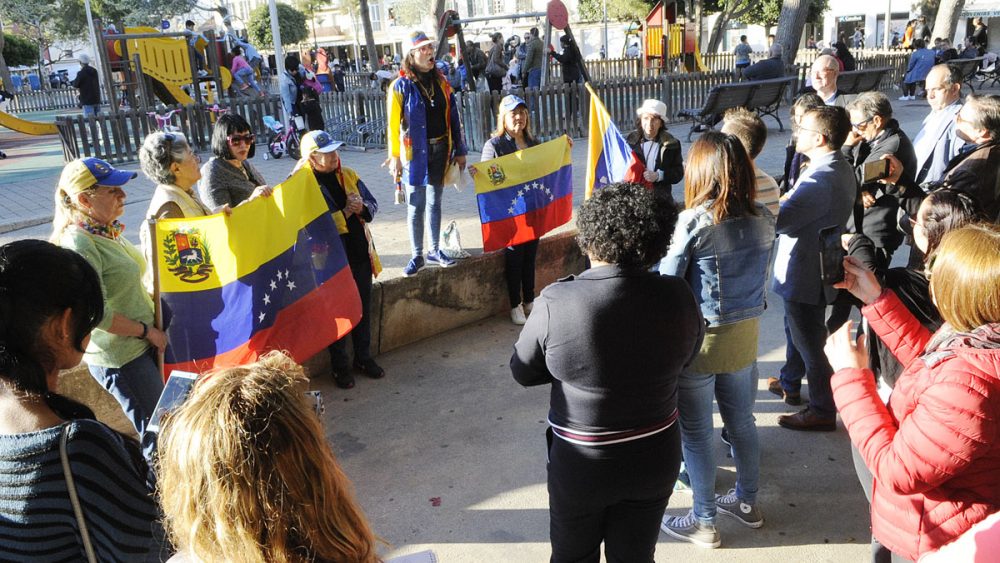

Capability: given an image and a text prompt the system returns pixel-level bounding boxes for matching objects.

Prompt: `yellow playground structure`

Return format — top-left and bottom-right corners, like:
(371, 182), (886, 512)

(0, 24), (233, 135)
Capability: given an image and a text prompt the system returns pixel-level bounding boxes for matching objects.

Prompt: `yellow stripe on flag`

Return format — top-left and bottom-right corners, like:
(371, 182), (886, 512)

(469, 136), (572, 194)
(154, 168), (328, 293)
(585, 82), (613, 200)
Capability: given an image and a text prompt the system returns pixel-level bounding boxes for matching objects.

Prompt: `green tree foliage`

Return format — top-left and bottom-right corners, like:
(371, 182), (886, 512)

(248, 3), (309, 47)
(2, 32), (36, 66)
(578, 0), (657, 23)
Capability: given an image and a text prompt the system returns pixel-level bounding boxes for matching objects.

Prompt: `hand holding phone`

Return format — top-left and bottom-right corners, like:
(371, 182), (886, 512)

(819, 225), (845, 285)
(862, 159), (891, 184)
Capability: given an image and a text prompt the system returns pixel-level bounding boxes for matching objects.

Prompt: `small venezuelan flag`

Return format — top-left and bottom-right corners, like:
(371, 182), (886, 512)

(153, 168), (361, 377)
(584, 83), (646, 199)
(470, 136), (573, 253)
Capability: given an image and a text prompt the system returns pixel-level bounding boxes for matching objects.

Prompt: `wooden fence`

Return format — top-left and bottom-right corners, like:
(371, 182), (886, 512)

(56, 96), (283, 164)
(3, 87), (109, 113)
(54, 53), (908, 164)
(699, 48), (910, 73)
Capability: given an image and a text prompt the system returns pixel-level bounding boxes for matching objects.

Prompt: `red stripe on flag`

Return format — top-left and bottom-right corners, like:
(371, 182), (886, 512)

(163, 267), (361, 377)
(481, 194), (573, 253)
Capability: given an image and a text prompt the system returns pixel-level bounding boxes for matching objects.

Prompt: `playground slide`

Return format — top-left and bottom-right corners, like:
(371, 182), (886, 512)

(0, 109), (58, 135)
(117, 26), (232, 107)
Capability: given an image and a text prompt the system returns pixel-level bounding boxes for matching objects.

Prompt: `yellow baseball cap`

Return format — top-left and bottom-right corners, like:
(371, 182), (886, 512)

(58, 157), (137, 196)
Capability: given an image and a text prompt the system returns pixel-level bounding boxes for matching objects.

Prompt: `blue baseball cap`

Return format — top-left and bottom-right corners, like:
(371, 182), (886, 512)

(500, 95), (527, 113)
(59, 157), (137, 196)
(301, 130), (344, 156)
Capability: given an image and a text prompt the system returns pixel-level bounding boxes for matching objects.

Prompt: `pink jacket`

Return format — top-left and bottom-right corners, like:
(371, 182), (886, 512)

(832, 289), (1000, 560)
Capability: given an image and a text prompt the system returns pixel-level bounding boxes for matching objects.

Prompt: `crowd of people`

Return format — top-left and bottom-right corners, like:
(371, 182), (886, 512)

(4, 25), (1000, 563)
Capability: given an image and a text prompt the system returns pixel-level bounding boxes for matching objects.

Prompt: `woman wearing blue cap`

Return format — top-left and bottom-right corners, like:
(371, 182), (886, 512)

(482, 94), (541, 325)
(51, 157), (165, 461)
(385, 30), (468, 277)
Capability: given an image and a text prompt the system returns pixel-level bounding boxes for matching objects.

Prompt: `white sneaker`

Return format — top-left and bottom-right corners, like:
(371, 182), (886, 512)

(510, 305), (526, 325)
(523, 302), (533, 316)
(898, 95), (909, 101)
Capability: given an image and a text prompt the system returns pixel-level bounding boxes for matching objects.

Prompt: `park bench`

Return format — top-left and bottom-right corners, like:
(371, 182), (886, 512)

(835, 67), (893, 95)
(678, 76), (794, 141)
(946, 57), (985, 93)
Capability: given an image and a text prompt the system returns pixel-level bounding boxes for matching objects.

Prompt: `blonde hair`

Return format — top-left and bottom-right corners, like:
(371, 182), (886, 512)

(158, 352), (381, 563)
(930, 223), (1000, 332)
(490, 104), (535, 142)
(50, 184), (93, 243)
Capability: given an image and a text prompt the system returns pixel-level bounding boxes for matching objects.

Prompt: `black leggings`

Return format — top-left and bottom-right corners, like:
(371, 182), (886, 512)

(505, 239), (539, 309)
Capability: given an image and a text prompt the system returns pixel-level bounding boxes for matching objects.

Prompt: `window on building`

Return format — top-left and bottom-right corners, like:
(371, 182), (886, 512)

(370, 2), (382, 32)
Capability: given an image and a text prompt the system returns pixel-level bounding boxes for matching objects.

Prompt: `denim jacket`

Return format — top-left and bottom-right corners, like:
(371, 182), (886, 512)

(659, 202), (776, 326)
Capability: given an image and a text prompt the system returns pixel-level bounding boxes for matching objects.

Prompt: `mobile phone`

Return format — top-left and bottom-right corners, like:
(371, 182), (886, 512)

(862, 159), (891, 184)
(819, 225), (845, 285)
(146, 371), (198, 434)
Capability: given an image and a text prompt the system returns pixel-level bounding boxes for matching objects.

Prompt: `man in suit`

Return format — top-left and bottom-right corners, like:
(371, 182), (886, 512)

(771, 106), (857, 431)
(742, 42), (786, 81)
(910, 65), (964, 187)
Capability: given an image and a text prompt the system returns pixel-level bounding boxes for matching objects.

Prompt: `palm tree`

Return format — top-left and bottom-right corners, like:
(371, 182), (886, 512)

(357, 0), (379, 70)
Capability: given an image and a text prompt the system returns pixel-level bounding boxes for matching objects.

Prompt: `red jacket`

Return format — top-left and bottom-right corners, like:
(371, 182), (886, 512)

(831, 290), (1000, 560)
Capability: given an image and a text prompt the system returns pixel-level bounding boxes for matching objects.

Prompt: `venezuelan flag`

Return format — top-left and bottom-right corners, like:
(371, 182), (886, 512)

(470, 136), (573, 253)
(153, 168), (361, 376)
(584, 83), (646, 199)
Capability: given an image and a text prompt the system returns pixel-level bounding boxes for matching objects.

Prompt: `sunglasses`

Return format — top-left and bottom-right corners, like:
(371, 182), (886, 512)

(227, 134), (255, 145)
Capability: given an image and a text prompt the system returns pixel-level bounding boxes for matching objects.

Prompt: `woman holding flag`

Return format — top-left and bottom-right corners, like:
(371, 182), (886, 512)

(626, 100), (684, 205)
(50, 157), (165, 460)
(481, 95), (541, 325)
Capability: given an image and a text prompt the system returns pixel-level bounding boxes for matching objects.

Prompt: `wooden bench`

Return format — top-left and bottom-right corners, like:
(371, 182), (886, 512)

(677, 76), (794, 141)
(947, 57), (986, 93)
(836, 67), (893, 95)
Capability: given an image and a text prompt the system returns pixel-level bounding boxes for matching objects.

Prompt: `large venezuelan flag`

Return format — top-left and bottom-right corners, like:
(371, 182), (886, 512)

(470, 136), (573, 253)
(153, 168), (361, 377)
(584, 83), (646, 199)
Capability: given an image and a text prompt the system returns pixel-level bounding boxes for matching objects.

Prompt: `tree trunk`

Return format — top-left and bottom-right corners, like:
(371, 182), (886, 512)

(431, 0), (447, 37)
(706, 13), (730, 53)
(0, 20), (13, 94)
(692, 0), (704, 51)
(358, 0), (379, 70)
(932, 0), (966, 43)
(776, 0), (811, 66)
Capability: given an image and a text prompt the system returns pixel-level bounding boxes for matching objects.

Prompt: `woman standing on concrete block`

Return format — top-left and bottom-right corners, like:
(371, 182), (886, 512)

(385, 30), (468, 277)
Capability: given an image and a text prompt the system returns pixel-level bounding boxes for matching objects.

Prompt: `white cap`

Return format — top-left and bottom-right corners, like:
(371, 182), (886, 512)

(636, 99), (667, 121)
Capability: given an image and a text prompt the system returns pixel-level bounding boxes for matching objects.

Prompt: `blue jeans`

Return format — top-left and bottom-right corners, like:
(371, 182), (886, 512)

(678, 362), (760, 524)
(88, 349), (164, 461)
(778, 299), (835, 416)
(82, 104), (100, 116)
(234, 67), (261, 93)
(406, 183), (444, 257)
(527, 68), (542, 89)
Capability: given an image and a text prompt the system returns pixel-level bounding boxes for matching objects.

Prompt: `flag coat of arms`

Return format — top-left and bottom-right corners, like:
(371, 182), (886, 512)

(584, 82), (647, 198)
(153, 168), (361, 376)
(469, 136), (573, 253)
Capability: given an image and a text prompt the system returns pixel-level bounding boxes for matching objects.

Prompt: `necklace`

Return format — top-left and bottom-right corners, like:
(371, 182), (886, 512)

(415, 75), (437, 108)
(78, 217), (124, 240)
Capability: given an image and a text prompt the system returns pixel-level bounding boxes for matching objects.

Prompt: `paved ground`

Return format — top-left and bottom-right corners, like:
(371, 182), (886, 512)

(2, 90), (992, 561)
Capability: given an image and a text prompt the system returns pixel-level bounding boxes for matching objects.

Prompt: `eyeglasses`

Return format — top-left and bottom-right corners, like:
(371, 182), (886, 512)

(851, 117), (874, 130)
(797, 126), (825, 138)
(227, 134), (255, 145)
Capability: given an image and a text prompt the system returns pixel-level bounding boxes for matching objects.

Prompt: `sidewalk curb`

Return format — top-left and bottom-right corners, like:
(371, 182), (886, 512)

(0, 215), (50, 234)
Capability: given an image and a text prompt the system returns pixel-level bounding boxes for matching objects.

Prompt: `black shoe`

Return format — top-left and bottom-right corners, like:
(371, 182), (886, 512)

(354, 358), (385, 379)
(332, 370), (355, 389)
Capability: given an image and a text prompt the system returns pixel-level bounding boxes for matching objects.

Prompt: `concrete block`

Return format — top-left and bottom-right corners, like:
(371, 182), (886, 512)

(375, 230), (586, 354)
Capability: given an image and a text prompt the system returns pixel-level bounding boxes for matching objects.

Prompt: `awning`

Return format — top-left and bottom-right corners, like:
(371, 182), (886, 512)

(962, 0), (1000, 18)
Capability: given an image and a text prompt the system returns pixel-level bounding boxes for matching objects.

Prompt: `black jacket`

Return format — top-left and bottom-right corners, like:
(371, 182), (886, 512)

(742, 57), (784, 81)
(893, 139), (1000, 221)
(511, 265), (703, 433)
(625, 128), (683, 203)
(71, 65), (101, 106)
(842, 119), (917, 249)
(551, 48), (584, 84)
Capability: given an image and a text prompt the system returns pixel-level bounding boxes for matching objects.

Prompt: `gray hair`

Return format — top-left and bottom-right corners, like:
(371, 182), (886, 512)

(965, 94), (1000, 139)
(139, 131), (191, 186)
(769, 42), (783, 59)
(847, 91), (893, 121)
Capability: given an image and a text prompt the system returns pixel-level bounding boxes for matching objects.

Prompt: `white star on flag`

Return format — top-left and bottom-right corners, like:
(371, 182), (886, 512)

(258, 312), (265, 323)
(287, 280), (296, 291)
(263, 294), (271, 305)
(269, 280), (277, 291)
(277, 270), (283, 280)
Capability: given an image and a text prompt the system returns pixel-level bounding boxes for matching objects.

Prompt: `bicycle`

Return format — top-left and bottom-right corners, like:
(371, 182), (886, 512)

(147, 108), (183, 133)
(262, 115), (301, 160)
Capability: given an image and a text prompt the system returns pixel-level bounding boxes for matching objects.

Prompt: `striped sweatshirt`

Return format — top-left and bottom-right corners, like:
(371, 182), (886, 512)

(0, 420), (156, 562)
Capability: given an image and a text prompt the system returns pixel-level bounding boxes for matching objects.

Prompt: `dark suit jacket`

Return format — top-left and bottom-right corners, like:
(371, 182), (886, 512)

(894, 139), (1000, 221)
(843, 120), (917, 250)
(511, 266), (703, 433)
(742, 57), (784, 80)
